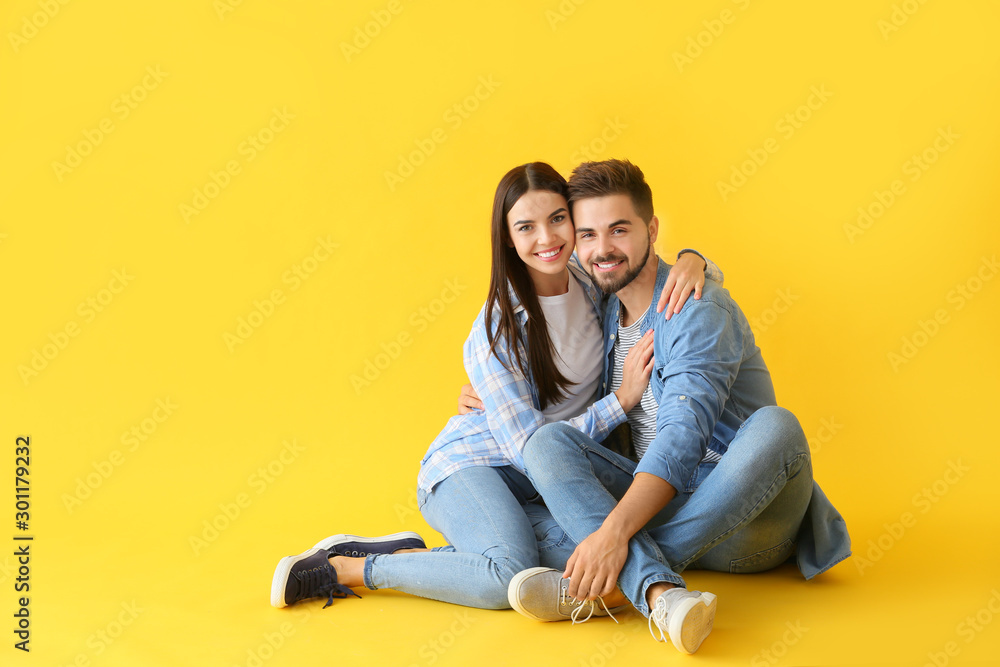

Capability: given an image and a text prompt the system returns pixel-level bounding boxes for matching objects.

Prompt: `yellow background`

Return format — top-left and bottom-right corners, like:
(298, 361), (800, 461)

(2, 0), (999, 664)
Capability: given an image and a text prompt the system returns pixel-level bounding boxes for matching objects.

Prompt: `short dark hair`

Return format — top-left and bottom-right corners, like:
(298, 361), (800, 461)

(567, 159), (654, 223)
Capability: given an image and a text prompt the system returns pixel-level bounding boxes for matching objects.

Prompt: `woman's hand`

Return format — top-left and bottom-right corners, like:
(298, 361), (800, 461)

(613, 330), (654, 412)
(457, 383), (483, 415)
(656, 252), (707, 320)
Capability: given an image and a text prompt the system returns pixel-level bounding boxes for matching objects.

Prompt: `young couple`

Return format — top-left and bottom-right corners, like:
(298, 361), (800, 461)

(270, 159), (851, 654)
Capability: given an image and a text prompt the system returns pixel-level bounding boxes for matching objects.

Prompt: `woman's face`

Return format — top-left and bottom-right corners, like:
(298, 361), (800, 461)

(506, 189), (575, 286)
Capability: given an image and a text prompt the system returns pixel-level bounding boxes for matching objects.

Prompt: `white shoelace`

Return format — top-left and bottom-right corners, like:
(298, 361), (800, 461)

(560, 585), (620, 625)
(648, 594), (669, 642)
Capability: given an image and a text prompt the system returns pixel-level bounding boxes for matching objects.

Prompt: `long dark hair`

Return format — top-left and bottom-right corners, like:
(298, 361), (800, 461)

(485, 162), (575, 411)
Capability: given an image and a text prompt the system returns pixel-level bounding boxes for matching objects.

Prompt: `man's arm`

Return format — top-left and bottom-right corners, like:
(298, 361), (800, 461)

(563, 472), (676, 601)
(564, 297), (746, 601)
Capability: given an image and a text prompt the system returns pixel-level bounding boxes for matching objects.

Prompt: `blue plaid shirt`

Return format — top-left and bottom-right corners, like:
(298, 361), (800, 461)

(417, 251), (722, 493)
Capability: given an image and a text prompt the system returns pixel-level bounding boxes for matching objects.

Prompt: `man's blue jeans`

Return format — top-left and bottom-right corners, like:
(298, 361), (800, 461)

(522, 406), (814, 617)
(363, 465), (576, 608)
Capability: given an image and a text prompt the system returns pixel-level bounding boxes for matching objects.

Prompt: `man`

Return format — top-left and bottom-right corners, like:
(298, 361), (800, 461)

(499, 159), (850, 654)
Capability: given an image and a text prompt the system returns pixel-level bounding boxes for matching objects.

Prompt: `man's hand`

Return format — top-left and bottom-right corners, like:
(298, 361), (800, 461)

(656, 252), (707, 320)
(563, 526), (628, 601)
(457, 383), (483, 414)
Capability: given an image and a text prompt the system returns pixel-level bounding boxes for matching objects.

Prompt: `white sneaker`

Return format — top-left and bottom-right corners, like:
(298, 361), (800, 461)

(508, 567), (627, 623)
(648, 587), (717, 654)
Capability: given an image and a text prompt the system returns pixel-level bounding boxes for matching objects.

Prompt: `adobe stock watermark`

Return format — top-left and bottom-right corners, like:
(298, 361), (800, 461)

(922, 589), (1000, 667)
(394, 487), (420, 523)
(350, 278), (467, 393)
(844, 126), (959, 243)
(53, 601), (144, 666)
(384, 76), (501, 192)
(577, 631), (629, 667)
(233, 607), (314, 667)
(223, 235), (337, 352)
(0, 556), (15, 586)
(673, 0), (753, 73)
(878, 0), (932, 41)
(404, 610), (477, 667)
(716, 85), (833, 202)
(807, 417), (843, 455)
(750, 620), (809, 667)
(214, 0), (248, 20)
(61, 398), (178, 513)
(189, 439), (306, 556)
(180, 107), (294, 223)
(51, 66), (169, 182)
(887, 254), (996, 372)
(748, 288), (799, 337)
(569, 118), (628, 164)
(18, 268), (134, 386)
(855, 458), (969, 575)
(8, 0), (72, 53)
(340, 0), (410, 62)
(545, 0), (589, 31)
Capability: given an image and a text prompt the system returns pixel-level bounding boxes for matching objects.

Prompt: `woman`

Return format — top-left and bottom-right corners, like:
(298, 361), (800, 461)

(270, 162), (720, 611)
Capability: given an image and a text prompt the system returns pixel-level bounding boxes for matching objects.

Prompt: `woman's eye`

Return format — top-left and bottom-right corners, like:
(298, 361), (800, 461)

(518, 225), (532, 233)
(552, 214), (566, 223)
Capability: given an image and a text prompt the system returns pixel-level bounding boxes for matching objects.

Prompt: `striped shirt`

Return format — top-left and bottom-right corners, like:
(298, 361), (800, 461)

(609, 307), (723, 464)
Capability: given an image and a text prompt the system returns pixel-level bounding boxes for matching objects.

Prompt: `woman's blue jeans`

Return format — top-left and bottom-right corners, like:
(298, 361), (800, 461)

(363, 465), (575, 609)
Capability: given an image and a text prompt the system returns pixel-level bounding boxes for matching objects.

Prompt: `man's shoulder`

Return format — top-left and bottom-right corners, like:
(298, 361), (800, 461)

(648, 273), (742, 335)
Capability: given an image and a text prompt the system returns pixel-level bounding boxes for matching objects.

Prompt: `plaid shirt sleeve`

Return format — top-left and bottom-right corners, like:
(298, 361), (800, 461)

(466, 311), (626, 465)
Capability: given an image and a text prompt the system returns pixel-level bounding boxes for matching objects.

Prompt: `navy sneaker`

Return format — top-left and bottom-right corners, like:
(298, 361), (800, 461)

(313, 531), (426, 557)
(271, 548), (360, 608)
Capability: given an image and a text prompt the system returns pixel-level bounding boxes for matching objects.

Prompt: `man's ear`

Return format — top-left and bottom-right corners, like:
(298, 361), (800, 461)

(648, 215), (659, 244)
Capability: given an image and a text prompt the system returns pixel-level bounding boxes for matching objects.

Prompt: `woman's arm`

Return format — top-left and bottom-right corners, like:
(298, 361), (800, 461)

(656, 249), (725, 320)
(463, 313), (650, 461)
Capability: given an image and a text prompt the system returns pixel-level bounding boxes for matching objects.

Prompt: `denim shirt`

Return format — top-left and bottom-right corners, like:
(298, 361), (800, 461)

(599, 257), (851, 579)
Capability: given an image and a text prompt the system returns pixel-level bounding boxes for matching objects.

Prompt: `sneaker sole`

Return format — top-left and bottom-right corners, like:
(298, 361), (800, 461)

(668, 592), (717, 654)
(313, 531), (425, 553)
(270, 547), (323, 608)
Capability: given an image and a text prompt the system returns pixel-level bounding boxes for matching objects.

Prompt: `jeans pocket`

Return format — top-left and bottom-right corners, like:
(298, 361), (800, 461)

(729, 538), (795, 574)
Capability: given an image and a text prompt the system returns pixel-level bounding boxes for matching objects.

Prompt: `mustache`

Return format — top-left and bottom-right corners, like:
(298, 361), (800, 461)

(591, 253), (627, 265)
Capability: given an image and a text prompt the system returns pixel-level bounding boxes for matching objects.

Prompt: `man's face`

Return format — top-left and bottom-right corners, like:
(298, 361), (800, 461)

(572, 194), (657, 294)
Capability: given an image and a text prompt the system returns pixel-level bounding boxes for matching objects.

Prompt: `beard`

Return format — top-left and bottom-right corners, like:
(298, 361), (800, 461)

(588, 235), (651, 294)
